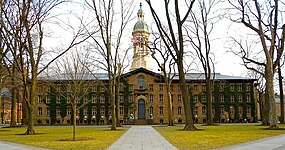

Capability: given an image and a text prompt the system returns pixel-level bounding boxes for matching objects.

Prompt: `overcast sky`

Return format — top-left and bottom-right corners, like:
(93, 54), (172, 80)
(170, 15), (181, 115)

(43, 0), (284, 82)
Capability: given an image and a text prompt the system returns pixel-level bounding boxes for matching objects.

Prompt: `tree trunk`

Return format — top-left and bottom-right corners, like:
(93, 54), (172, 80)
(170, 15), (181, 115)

(10, 86), (17, 127)
(206, 79), (213, 125)
(73, 107), (76, 140)
(261, 90), (270, 126)
(111, 83), (116, 130)
(167, 90), (173, 126)
(266, 64), (278, 129)
(178, 60), (197, 131)
(25, 73), (36, 135)
(278, 62), (284, 123)
(0, 82), (2, 126)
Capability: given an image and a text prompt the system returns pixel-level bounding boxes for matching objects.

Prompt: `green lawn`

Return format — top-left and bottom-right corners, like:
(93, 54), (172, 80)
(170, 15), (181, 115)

(0, 126), (128, 150)
(154, 124), (285, 150)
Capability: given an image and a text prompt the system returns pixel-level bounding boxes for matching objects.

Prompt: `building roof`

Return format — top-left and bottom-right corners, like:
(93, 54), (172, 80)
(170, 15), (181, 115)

(38, 68), (255, 82)
(133, 21), (149, 32)
(38, 73), (109, 81)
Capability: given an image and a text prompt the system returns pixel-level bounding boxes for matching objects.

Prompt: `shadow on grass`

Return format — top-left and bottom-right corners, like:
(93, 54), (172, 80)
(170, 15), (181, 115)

(177, 128), (205, 132)
(0, 130), (10, 132)
(102, 128), (126, 131)
(58, 137), (94, 141)
(260, 127), (285, 130)
(16, 133), (47, 135)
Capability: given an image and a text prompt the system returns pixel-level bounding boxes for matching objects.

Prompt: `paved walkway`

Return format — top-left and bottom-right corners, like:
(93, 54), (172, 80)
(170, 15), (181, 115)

(218, 134), (285, 150)
(0, 140), (48, 150)
(107, 126), (178, 150)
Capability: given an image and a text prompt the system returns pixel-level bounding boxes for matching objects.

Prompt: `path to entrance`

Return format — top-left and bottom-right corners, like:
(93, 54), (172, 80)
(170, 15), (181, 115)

(107, 126), (178, 150)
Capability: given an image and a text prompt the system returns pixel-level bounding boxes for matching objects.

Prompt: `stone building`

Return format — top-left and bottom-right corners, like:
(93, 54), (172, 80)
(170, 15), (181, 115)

(33, 3), (257, 125)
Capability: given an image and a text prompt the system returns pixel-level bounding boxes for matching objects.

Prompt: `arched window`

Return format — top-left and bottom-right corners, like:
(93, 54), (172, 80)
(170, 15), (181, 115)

(138, 76), (145, 89)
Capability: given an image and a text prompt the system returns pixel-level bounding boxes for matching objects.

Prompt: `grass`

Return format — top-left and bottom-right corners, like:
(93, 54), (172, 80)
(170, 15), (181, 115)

(154, 124), (285, 150)
(0, 126), (128, 150)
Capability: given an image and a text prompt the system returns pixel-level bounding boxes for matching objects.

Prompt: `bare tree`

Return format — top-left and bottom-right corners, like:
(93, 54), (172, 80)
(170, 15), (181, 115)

(0, 0), (90, 134)
(149, 35), (176, 126)
(186, 0), (221, 125)
(50, 50), (96, 140)
(228, 0), (285, 128)
(145, 0), (197, 130)
(85, 0), (135, 130)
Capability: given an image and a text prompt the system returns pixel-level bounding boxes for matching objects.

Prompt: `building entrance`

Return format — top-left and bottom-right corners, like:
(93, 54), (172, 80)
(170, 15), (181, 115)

(138, 99), (145, 119)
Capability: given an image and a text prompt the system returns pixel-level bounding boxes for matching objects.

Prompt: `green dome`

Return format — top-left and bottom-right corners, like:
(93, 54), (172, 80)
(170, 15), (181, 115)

(133, 21), (149, 31)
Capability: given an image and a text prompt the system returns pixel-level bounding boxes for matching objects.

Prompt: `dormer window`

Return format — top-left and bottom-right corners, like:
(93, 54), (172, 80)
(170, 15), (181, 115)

(138, 76), (145, 90)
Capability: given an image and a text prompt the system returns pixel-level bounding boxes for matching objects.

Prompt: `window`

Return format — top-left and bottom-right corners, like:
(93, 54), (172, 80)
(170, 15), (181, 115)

(138, 76), (145, 89)
(46, 108), (50, 116)
(212, 107), (215, 114)
(246, 85), (250, 91)
(84, 96), (89, 103)
(129, 107), (134, 115)
(46, 95), (51, 104)
(159, 84), (163, 91)
(170, 85), (173, 91)
(84, 86), (88, 92)
(150, 94), (154, 102)
(38, 86), (42, 93)
(230, 95), (235, 102)
(57, 108), (61, 116)
(194, 85), (198, 91)
(220, 95), (224, 103)
(202, 85), (206, 92)
(92, 86), (97, 92)
(159, 94), (164, 102)
(178, 85), (181, 91)
(38, 108), (42, 116)
(101, 86), (105, 92)
(187, 85), (190, 91)
(178, 107), (182, 115)
(178, 94), (182, 102)
(149, 107), (153, 115)
(57, 96), (61, 104)
(119, 107), (124, 115)
(159, 107), (164, 115)
(67, 96), (71, 103)
(84, 107), (88, 116)
(129, 84), (133, 91)
(220, 84), (224, 91)
(119, 85), (124, 91)
(57, 86), (60, 92)
(238, 107), (242, 114)
(194, 95), (198, 103)
(38, 95), (43, 104)
(100, 95), (105, 103)
(230, 85), (234, 91)
(119, 95), (124, 103)
(129, 95), (133, 103)
(171, 95), (174, 102)
(48, 86), (51, 92)
(193, 107), (198, 115)
(246, 94), (250, 102)
(92, 106), (97, 116)
(92, 95), (97, 103)
(246, 106), (251, 114)
(76, 98), (80, 103)
(149, 84), (153, 91)
(202, 107), (207, 114)
(202, 95), (206, 103)
(237, 85), (242, 91)
(67, 108), (71, 116)
(238, 95), (242, 102)
(220, 107), (224, 114)
(100, 107), (105, 115)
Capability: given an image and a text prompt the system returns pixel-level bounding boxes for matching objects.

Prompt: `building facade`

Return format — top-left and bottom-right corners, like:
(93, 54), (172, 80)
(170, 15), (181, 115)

(33, 3), (257, 125)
